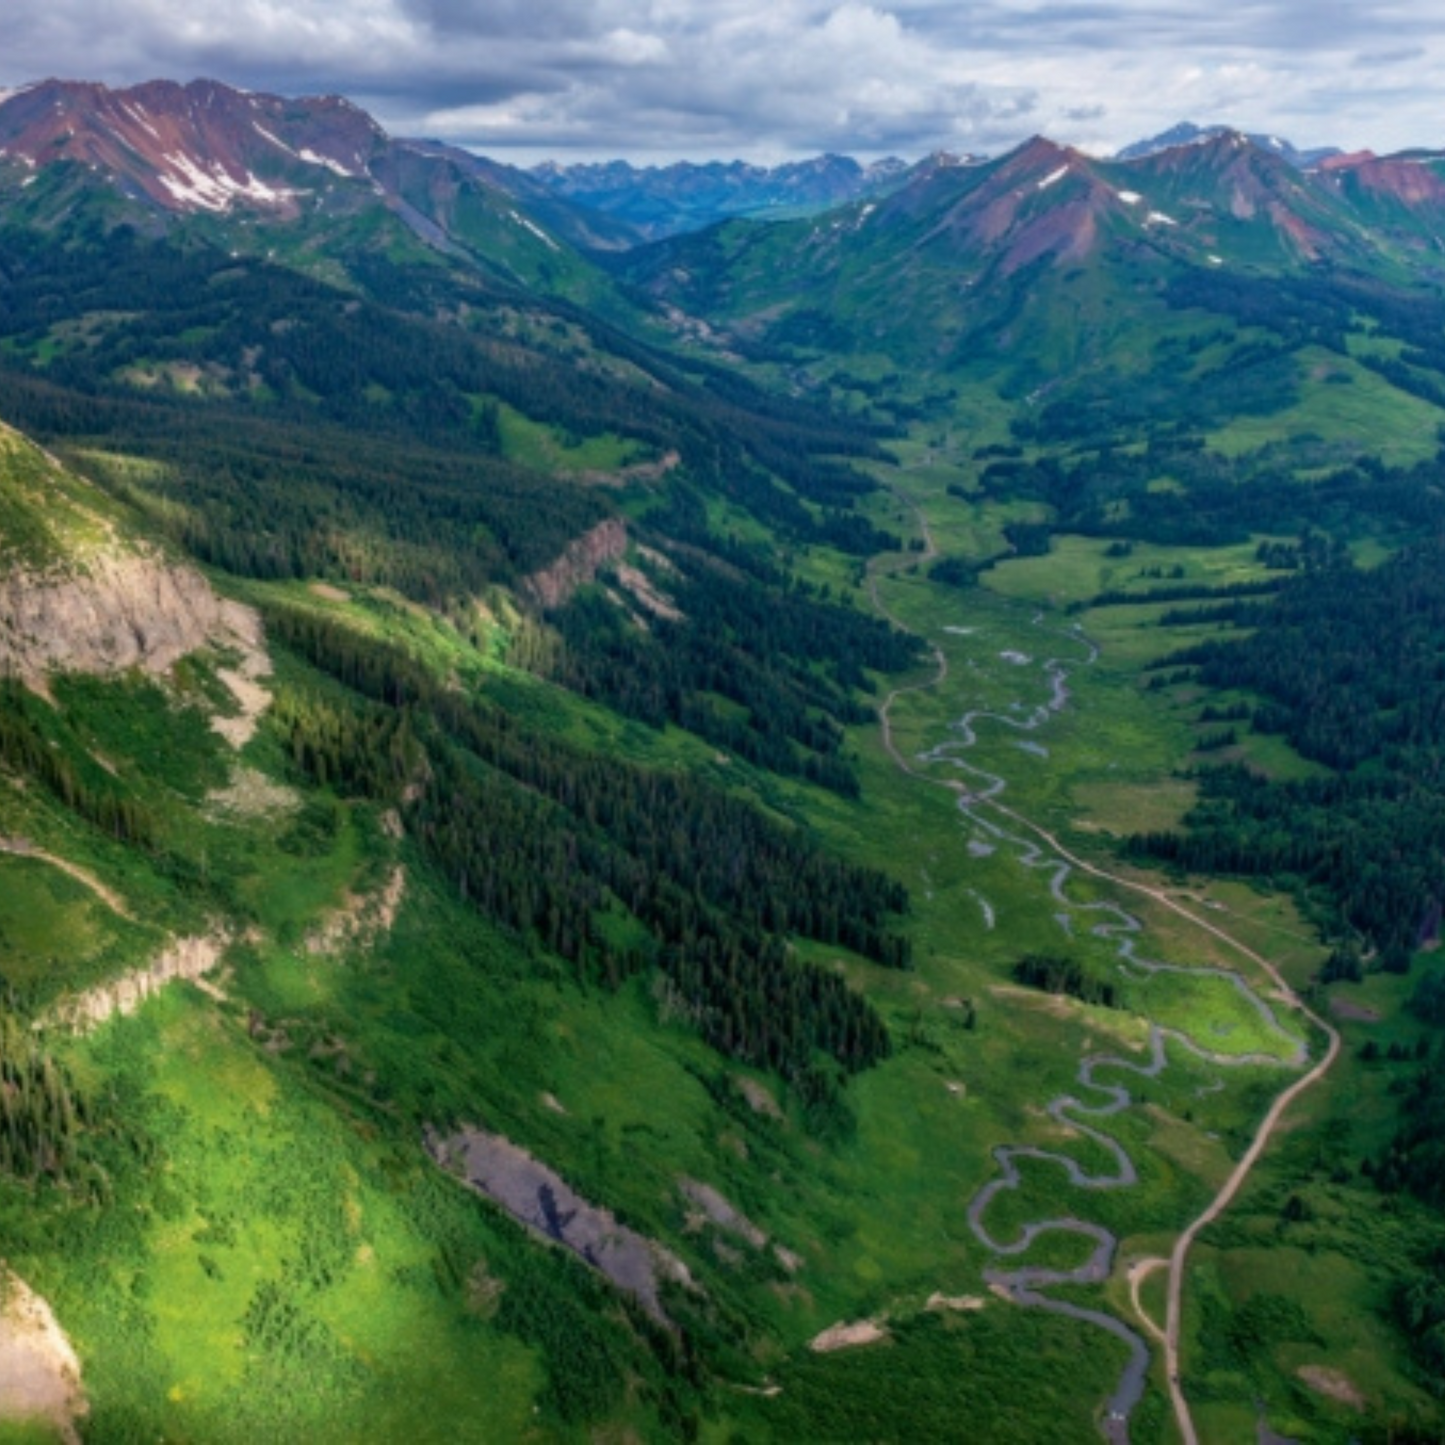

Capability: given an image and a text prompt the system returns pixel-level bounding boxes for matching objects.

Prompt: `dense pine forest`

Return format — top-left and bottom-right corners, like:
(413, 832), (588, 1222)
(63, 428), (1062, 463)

(1129, 535), (1445, 958)
(0, 226), (899, 602)
(267, 604), (907, 1115)
(13, 88), (1445, 1443)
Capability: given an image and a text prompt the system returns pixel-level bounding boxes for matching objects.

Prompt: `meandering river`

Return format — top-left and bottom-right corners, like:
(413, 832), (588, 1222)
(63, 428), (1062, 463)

(890, 598), (1313, 1441)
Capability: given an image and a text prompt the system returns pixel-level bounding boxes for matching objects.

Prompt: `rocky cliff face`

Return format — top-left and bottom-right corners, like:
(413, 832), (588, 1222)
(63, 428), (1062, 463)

(524, 517), (628, 609)
(0, 549), (250, 680)
(46, 933), (227, 1032)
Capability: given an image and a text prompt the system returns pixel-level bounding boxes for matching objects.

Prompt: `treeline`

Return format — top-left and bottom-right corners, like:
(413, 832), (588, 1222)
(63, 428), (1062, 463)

(534, 560), (924, 797)
(1008, 340), (1302, 451)
(1128, 536), (1445, 957)
(0, 223), (898, 603)
(0, 1010), (92, 1187)
(0, 679), (157, 847)
(1076, 578), (1282, 611)
(1150, 541), (1445, 771)
(0, 366), (604, 605)
(979, 430), (1445, 555)
(1011, 954), (1124, 1009)
(266, 606), (908, 1098)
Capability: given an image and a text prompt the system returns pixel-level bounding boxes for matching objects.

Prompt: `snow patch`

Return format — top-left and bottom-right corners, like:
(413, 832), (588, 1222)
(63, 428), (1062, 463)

(1208, 254), (1224, 265)
(1038, 164), (1069, 191)
(158, 151), (297, 212)
(253, 121), (296, 156)
(1116, 189), (1142, 205)
(1146, 210), (1178, 227)
(298, 147), (356, 178)
(508, 210), (560, 251)
(120, 102), (160, 140)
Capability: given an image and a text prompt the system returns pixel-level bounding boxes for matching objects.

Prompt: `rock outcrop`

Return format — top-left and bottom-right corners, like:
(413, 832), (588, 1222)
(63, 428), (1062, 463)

(0, 550), (252, 681)
(46, 934), (228, 1032)
(305, 865), (407, 958)
(429, 1124), (693, 1324)
(0, 1270), (86, 1443)
(524, 517), (628, 610)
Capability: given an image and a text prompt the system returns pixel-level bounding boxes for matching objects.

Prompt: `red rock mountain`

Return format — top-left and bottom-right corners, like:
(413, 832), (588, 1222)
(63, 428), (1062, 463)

(0, 78), (384, 216)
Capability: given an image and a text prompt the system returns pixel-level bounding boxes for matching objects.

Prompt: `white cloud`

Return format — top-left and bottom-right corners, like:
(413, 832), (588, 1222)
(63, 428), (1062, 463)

(2, 0), (1444, 160)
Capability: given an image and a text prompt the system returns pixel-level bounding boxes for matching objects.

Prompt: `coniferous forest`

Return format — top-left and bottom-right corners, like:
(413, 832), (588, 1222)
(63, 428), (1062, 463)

(10, 83), (1445, 1445)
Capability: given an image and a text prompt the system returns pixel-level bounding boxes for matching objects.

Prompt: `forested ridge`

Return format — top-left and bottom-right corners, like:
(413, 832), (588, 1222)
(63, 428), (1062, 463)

(0, 224), (899, 606)
(1128, 535), (1445, 959)
(531, 555), (925, 796)
(0, 217), (937, 1142)
(267, 605), (907, 1123)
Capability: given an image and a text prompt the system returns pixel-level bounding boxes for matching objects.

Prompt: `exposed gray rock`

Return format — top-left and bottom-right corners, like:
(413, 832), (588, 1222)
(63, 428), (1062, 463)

(428, 1124), (693, 1324)
(524, 518), (628, 610)
(0, 549), (247, 680)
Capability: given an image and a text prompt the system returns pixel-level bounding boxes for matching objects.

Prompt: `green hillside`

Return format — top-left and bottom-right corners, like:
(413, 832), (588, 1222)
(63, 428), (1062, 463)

(3, 113), (1445, 1445)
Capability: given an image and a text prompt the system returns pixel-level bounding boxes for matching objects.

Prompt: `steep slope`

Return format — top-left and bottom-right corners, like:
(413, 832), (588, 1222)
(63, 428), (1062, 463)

(0, 78), (623, 303)
(1101, 130), (1376, 266)
(622, 128), (1445, 380)
(619, 136), (1185, 370)
(0, 421), (257, 680)
(1313, 148), (1445, 264)
(0, 403), (955, 1444)
(0, 77), (382, 217)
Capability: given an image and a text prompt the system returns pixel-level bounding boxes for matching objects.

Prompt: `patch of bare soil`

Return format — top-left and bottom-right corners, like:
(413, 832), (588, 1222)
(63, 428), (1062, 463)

(0, 1270), (86, 1443)
(577, 450), (682, 488)
(809, 1319), (889, 1353)
(207, 765), (299, 819)
(211, 638), (273, 750)
(616, 564), (683, 622)
(305, 866), (407, 959)
(428, 1125), (694, 1325)
(773, 1245), (804, 1274)
(1297, 1365), (1365, 1411)
(735, 1076), (782, 1119)
(926, 1292), (986, 1313)
(989, 982), (1076, 1019)
(679, 1178), (767, 1249)
(308, 582), (351, 602)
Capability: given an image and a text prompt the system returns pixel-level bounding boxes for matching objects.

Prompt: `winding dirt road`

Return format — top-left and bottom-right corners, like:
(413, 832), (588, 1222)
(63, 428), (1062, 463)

(982, 802), (1342, 1443)
(0, 836), (134, 919)
(865, 488), (1342, 1442)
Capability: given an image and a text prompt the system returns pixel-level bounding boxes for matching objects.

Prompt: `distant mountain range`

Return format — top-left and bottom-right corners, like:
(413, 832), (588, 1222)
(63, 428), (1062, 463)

(1115, 121), (1342, 169)
(528, 154), (913, 240)
(615, 126), (1445, 380)
(3, 79), (1444, 314)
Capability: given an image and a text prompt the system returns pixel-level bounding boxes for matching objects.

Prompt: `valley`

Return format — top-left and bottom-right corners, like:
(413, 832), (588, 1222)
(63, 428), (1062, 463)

(1, 76), (1445, 1445)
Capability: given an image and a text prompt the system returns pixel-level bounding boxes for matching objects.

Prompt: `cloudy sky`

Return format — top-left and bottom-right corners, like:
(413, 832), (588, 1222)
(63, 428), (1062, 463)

(3, 1), (1441, 163)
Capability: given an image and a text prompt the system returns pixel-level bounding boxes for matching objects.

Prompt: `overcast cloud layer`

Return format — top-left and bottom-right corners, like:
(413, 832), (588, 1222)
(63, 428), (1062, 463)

(3, 2), (1441, 162)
